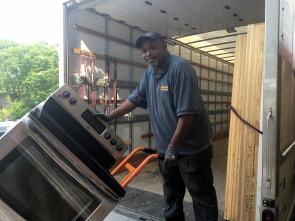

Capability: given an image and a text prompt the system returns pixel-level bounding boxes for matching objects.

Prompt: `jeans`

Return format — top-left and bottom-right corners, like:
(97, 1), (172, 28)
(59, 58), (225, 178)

(158, 146), (218, 221)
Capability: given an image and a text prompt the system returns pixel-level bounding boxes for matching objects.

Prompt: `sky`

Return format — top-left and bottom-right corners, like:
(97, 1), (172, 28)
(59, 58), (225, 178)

(0, 0), (66, 45)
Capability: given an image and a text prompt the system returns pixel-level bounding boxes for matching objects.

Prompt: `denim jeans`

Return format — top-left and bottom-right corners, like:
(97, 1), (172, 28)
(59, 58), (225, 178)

(158, 146), (218, 221)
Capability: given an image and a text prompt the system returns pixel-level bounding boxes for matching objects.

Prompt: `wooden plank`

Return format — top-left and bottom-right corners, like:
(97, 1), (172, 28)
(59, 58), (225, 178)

(239, 23), (264, 221)
(224, 34), (247, 220)
(231, 32), (247, 220)
(224, 23), (265, 221)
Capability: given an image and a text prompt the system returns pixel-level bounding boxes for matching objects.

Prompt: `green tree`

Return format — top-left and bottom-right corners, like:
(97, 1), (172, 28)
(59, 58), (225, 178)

(0, 40), (16, 94)
(0, 40), (59, 120)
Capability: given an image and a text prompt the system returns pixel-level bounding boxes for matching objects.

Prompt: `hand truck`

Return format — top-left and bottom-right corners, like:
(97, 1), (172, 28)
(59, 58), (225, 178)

(111, 147), (158, 188)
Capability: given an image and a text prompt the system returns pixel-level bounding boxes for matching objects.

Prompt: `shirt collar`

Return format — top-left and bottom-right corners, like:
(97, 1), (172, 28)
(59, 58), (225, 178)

(151, 54), (171, 79)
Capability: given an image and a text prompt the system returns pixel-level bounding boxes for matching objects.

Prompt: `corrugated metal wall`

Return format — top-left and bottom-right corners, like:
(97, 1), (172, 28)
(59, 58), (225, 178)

(66, 8), (233, 151)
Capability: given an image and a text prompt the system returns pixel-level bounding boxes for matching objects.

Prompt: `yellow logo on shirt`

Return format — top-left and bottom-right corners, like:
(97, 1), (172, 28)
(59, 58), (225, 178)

(160, 85), (169, 91)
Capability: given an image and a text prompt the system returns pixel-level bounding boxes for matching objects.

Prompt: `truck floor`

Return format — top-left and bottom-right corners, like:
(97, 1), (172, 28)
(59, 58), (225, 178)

(105, 138), (228, 220)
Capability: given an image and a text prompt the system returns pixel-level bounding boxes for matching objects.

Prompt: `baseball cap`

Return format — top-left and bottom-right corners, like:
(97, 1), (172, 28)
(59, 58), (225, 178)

(135, 32), (165, 48)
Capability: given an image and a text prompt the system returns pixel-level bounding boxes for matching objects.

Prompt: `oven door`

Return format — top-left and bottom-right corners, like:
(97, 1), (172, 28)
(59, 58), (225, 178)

(0, 118), (117, 221)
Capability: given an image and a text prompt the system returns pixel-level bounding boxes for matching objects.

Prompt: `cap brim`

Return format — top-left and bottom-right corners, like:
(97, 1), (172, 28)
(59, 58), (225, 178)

(135, 36), (157, 48)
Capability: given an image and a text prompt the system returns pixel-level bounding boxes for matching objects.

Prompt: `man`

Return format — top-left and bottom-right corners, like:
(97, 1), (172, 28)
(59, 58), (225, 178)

(97, 32), (218, 221)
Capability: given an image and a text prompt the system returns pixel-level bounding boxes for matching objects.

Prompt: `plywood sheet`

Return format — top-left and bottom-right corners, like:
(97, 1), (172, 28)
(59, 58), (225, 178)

(224, 23), (265, 221)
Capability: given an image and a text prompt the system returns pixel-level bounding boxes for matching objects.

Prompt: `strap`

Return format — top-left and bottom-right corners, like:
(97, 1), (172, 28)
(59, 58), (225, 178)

(226, 103), (263, 134)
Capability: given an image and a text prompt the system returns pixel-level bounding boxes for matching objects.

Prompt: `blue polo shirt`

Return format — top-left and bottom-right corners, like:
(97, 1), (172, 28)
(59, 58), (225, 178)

(128, 54), (212, 155)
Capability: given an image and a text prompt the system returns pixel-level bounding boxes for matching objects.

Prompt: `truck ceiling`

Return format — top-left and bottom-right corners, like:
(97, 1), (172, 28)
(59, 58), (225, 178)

(67, 0), (265, 63)
(71, 0), (265, 38)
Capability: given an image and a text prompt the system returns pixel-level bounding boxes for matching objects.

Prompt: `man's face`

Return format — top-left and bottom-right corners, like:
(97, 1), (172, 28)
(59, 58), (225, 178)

(140, 39), (166, 68)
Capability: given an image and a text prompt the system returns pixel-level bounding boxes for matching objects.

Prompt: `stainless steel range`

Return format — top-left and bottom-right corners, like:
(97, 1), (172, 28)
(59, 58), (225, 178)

(31, 85), (128, 170)
(0, 85), (128, 221)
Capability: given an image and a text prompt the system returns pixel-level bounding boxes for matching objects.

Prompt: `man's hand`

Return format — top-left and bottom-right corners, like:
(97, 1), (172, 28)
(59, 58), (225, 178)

(164, 145), (179, 167)
(95, 112), (113, 122)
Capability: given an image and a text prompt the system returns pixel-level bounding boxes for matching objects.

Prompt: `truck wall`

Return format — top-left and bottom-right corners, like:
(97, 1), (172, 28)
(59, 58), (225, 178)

(275, 1), (295, 220)
(260, 0), (295, 220)
(277, 58), (295, 221)
(64, 7), (234, 151)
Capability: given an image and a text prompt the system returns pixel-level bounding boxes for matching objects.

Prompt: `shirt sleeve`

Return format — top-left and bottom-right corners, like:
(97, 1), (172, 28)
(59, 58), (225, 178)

(173, 61), (203, 117)
(127, 72), (148, 109)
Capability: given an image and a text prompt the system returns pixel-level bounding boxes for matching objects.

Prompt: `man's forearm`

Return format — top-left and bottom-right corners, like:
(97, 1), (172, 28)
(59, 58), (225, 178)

(108, 99), (137, 119)
(169, 115), (193, 148)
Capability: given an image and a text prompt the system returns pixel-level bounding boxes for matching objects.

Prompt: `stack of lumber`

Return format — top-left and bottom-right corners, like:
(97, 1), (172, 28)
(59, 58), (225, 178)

(224, 23), (265, 221)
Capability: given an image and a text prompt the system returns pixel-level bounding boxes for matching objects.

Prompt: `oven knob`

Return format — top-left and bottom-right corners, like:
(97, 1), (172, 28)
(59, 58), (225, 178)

(110, 138), (117, 145)
(116, 144), (123, 151)
(104, 132), (111, 140)
(62, 90), (71, 98)
(69, 97), (77, 105)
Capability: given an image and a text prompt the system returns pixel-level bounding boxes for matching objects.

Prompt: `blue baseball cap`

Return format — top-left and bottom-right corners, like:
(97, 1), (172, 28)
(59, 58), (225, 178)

(135, 32), (165, 48)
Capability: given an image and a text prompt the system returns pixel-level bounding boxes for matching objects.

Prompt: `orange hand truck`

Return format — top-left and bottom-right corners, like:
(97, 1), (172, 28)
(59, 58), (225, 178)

(111, 147), (158, 188)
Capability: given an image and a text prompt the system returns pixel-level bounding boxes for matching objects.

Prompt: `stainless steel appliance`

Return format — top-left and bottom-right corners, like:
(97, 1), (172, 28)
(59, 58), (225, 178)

(0, 116), (122, 221)
(0, 85), (128, 220)
(31, 85), (128, 170)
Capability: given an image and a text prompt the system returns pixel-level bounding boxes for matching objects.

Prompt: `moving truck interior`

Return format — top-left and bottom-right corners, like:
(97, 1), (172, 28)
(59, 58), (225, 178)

(61, 0), (295, 220)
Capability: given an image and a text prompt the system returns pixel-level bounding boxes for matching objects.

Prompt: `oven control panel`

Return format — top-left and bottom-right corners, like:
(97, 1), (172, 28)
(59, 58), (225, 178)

(36, 85), (128, 163)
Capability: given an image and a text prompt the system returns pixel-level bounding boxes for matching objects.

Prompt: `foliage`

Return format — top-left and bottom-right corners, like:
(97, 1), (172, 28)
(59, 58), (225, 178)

(0, 100), (32, 121)
(0, 108), (9, 121)
(0, 40), (18, 50)
(0, 40), (59, 120)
